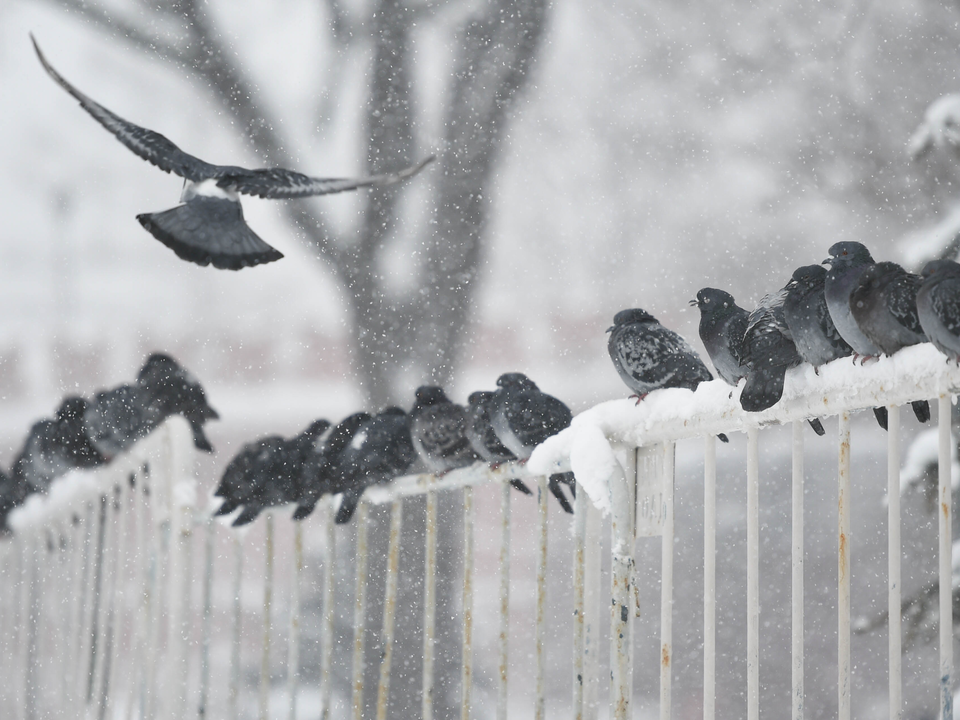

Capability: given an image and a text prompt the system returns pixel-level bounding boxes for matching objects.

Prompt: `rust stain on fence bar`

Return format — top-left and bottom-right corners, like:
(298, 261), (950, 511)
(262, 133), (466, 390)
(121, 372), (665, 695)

(661, 644), (670, 668)
(838, 532), (847, 582)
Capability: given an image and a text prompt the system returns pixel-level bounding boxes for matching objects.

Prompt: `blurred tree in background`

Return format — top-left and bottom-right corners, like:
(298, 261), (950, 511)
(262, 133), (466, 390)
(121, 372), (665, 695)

(46, 0), (549, 409)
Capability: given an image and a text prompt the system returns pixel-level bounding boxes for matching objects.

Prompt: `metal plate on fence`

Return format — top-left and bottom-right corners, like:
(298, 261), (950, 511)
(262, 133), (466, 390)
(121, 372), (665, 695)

(636, 445), (667, 537)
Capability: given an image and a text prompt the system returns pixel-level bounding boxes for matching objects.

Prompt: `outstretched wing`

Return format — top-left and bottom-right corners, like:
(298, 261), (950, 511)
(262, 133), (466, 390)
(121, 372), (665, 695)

(226, 156), (435, 199)
(33, 35), (217, 182)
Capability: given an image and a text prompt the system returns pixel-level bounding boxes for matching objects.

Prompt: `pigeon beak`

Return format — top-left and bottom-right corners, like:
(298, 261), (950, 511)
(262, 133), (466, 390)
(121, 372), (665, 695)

(688, 298), (699, 307)
(822, 257), (833, 266)
(606, 325), (615, 333)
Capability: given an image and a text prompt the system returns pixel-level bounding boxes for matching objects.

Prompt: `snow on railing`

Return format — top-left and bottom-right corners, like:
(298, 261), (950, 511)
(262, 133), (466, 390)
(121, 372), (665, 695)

(1, 343), (958, 719)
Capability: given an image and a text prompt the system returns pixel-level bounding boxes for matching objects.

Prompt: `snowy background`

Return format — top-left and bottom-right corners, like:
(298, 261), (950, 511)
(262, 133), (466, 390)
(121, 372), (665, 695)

(3, 0), (960, 716)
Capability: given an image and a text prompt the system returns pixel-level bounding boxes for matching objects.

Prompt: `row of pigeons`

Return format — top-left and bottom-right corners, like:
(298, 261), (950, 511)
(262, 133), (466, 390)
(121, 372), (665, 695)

(212, 373), (576, 526)
(0, 354), (219, 530)
(607, 241), (960, 432)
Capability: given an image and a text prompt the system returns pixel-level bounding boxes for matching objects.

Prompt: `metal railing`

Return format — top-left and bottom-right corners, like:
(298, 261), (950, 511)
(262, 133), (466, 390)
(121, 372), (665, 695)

(0, 343), (957, 719)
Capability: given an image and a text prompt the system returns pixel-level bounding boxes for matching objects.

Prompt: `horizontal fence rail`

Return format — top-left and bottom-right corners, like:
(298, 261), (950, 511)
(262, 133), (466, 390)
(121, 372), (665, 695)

(1, 344), (958, 719)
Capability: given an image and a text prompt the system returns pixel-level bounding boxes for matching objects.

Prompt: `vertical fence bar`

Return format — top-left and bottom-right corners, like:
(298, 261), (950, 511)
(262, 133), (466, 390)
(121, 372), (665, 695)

(199, 519), (214, 719)
(229, 535), (243, 720)
(790, 420), (805, 720)
(888, 404), (901, 720)
(423, 487), (437, 720)
(321, 502), (336, 720)
(747, 426), (760, 720)
(838, 411), (852, 720)
(462, 487), (475, 720)
(498, 482), (512, 720)
(661, 442), (675, 720)
(792, 421), (805, 720)
(703, 434), (717, 720)
(574, 482), (588, 720)
(288, 522), (304, 720)
(103, 482), (131, 720)
(938, 395), (953, 720)
(352, 501), (370, 720)
(583, 500), (602, 720)
(376, 499), (404, 720)
(535, 475), (549, 720)
(260, 513), (275, 720)
(611, 448), (637, 720)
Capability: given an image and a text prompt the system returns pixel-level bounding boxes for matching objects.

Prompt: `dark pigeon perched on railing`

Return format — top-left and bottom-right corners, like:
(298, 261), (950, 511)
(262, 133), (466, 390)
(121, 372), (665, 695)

(13, 397), (107, 495)
(294, 412), (372, 521)
(331, 408), (417, 524)
(137, 353), (219, 452)
(490, 372), (576, 514)
(824, 242), (883, 362)
(214, 419), (331, 527)
(465, 391), (532, 495)
(783, 266), (854, 370)
(693, 288), (750, 388)
(849, 261), (931, 425)
(33, 36), (433, 271)
(84, 354), (219, 460)
(917, 259), (960, 363)
(410, 386), (480, 475)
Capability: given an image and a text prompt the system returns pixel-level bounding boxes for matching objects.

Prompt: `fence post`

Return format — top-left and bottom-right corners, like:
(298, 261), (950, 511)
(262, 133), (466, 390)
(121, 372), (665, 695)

(938, 395), (953, 720)
(611, 446), (637, 720)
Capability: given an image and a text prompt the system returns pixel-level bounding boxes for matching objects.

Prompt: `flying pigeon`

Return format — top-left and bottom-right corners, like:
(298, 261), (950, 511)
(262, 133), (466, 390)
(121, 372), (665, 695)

(607, 308), (714, 399)
(692, 288), (749, 386)
(409, 386), (480, 475)
(823, 242), (883, 360)
(490, 373), (576, 513)
(465, 391), (532, 495)
(294, 412), (372, 521)
(331, 408), (417, 524)
(12, 397), (106, 494)
(782, 265), (854, 369)
(33, 36), (434, 270)
(136, 353), (218, 452)
(917, 259), (960, 362)
(215, 419), (331, 527)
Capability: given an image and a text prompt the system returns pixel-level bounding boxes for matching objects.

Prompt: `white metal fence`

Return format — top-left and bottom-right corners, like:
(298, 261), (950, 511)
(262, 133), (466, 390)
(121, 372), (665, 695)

(1, 345), (958, 719)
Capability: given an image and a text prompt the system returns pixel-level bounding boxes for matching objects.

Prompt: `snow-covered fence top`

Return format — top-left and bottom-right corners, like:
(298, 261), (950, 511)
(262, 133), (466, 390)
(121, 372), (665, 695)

(1, 345), (958, 720)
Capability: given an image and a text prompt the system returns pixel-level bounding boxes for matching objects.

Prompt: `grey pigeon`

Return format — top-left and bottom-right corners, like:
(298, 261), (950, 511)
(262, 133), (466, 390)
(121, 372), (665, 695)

(294, 412), (372, 521)
(13, 397), (106, 495)
(214, 436), (287, 524)
(332, 408), (417, 524)
(607, 308), (713, 399)
(215, 419), (331, 527)
(692, 288), (749, 386)
(83, 384), (165, 460)
(490, 373), (576, 514)
(782, 265), (854, 369)
(410, 386), (480, 474)
(33, 37), (434, 270)
(917, 259), (960, 362)
(465, 391), (532, 495)
(823, 242), (895, 428)
(823, 242), (883, 360)
(849, 261), (931, 424)
(739, 290), (803, 413)
(611, 308), (735, 439)
(0, 467), (31, 533)
(849, 262), (928, 355)
(137, 353), (218, 452)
